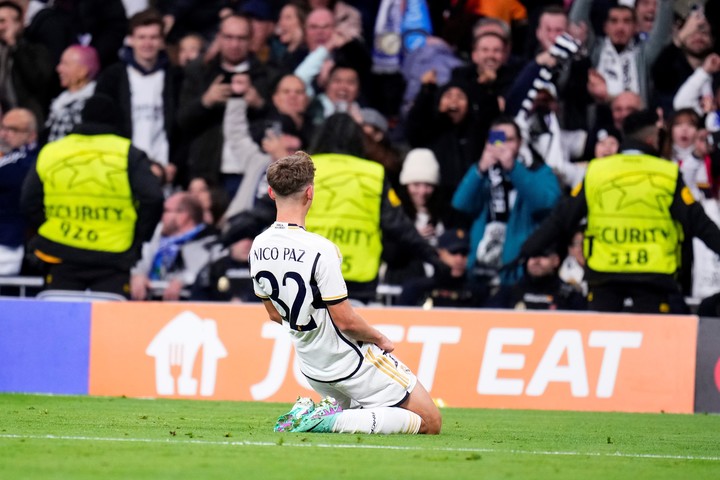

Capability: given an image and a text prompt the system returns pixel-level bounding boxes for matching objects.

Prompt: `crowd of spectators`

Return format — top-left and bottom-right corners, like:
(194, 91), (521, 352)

(0, 0), (719, 313)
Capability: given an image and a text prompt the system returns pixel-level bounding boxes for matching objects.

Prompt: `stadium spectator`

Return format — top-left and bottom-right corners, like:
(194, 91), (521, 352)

(581, 125), (622, 161)
(222, 75), (303, 222)
(309, 0), (362, 41)
(294, 7), (370, 99)
(506, 39), (587, 188)
(20, 94), (163, 297)
(396, 227), (488, 309)
(130, 192), (217, 301)
(485, 243), (587, 310)
(449, 30), (513, 117)
(558, 227), (587, 295)
(452, 116), (562, 287)
(304, 112), (443, 303)
(0, 1), (54, 124)
(634, 0), (658, 41)
(521, 109), (720, 313)
(252, 150), (441, 434)
(405, 75), (486, 206)
(156, 0), (226, 45)
(43, 45), (99, 144)
(663, 108), (719, 200)
(399, 35), (464, 119)
(293, 7), (336, 96)
(652, 7), (714, 113)
(95, 9), (182, 185)
(0, 108), (38, 275)
(308, 64), (363, 125)
(383, 148), (445, 286)
(269, 1), (309, 77)
(176, 33), (205, 67)
(191, 237), (257, 302)
(177, 13), (271, 196)
(238, 0), (276, 65)
(23, 0), (127, 71)
(187, 176), (228, 228)
(673, 52), (720, 124)
(568, 0), (673, 106)
(358, 107), (402, 189)
(534, 5), (569, 55)
(307, 113), (438, 301)
(252, 73), (314, 148)
(608, 91), (644, 131)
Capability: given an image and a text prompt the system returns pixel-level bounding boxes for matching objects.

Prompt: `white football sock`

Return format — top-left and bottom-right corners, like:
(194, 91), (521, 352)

(331, 407), (421, 434)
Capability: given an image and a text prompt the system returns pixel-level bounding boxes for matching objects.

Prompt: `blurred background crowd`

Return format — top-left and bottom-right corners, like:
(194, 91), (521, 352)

(1, 0), (719, 314)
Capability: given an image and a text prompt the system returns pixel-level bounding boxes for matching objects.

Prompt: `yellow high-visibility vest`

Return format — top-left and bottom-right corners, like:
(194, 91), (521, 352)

(36, 134), (138, 252)
(584, 153), (683, 274)
(306, 153), (384, 282)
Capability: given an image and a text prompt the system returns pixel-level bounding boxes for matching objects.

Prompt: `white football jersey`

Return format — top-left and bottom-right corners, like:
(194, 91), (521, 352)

(250, 222), (364, 382)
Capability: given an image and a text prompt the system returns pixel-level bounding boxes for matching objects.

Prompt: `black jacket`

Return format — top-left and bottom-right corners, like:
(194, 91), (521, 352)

(95, 55), (183, 164)
(485, 275), (587, 311)
(0, 39), (55, 125)
(20, 123), (164, 270)
(176, 55), (271, 183)
(521, 140), (720, 291)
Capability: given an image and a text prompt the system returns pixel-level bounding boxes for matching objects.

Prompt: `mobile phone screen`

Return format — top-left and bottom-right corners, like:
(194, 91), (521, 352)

(488, 130), (506, 144)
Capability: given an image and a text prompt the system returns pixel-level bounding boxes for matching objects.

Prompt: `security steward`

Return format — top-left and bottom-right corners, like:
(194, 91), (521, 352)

(21, 94), (164, 297)
(306, 150), (442, 302)
(520, 110), (720, 313)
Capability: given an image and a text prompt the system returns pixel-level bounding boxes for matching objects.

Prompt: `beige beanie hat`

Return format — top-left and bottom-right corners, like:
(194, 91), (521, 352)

(399, 148), (440, 185)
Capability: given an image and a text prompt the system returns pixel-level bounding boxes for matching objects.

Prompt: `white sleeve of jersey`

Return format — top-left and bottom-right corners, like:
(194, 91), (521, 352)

(314, 240), (348, 303)
(252, 275), (270, 299)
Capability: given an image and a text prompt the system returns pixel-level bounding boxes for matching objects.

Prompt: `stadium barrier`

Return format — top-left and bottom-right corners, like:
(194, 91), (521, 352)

(0, 299), (720, 413)
(1, 298), (718, 414)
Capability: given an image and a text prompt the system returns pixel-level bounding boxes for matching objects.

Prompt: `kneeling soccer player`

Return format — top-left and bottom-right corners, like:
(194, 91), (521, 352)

(249, 151), (441, 434)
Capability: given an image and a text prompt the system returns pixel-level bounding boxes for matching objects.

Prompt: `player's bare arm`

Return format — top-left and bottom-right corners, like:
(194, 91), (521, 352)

(261, 299), (283, 325)
(327, 300), (394, 352)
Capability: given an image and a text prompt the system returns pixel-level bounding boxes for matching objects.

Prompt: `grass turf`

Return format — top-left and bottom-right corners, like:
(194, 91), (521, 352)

(1, 394), (719, 479)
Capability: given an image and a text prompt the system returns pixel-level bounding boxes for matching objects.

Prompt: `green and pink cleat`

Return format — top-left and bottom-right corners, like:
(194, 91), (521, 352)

(274, 396), (343, 433)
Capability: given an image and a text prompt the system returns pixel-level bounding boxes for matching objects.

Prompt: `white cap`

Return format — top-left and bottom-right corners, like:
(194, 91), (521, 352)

(399, 148), (441, 186)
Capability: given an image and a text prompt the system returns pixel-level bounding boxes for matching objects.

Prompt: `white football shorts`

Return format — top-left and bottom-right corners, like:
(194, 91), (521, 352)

(306, 343), (418, 409)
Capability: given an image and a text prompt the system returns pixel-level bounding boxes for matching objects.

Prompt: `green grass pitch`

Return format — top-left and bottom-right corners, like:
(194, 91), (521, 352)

(1, 393), (719, 479)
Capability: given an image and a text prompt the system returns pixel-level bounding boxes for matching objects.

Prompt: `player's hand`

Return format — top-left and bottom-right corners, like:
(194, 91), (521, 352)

(202, 75), (232, 107)
(376, 334), (394, 353)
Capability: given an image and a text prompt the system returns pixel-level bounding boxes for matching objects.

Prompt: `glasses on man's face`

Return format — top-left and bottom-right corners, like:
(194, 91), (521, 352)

(0, 125), (28, 134)
(220, 33), (251, 42)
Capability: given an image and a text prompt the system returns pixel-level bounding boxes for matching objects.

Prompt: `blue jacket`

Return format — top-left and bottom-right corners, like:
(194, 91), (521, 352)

(0, 143), (38, 247)
(452, 160), (561, 284)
